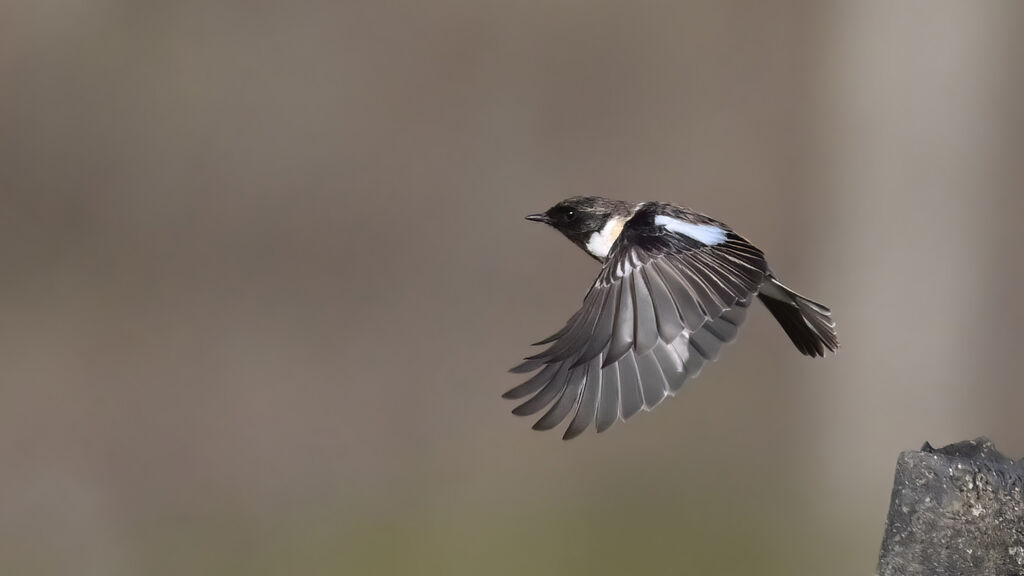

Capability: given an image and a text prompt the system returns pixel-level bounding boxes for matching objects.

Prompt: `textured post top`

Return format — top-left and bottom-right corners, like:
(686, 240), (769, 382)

(878, 438), (1024, 576)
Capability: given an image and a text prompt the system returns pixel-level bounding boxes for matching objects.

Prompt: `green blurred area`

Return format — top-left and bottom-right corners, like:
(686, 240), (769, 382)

(7, 497), (861, 575)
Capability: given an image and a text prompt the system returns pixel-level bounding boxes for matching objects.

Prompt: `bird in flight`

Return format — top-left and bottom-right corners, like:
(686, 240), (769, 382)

(506, 196), (838, 439)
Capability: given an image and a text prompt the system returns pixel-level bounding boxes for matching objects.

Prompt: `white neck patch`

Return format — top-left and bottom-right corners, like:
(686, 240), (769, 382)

(585, 216), (626, 259)
(654, 215), (727, 246)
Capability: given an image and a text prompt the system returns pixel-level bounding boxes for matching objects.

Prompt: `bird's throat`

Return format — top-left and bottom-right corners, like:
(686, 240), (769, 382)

(585, 216), (626, 260)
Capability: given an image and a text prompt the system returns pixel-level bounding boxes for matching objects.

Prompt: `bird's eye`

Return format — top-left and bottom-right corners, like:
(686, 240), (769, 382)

(564, 210), (576, 221)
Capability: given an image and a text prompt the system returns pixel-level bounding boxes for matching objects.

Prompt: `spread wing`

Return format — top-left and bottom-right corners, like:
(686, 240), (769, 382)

(505, 204), (769, 439)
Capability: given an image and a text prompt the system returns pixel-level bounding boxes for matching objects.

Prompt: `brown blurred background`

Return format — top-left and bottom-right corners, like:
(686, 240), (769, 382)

(2, 1), (1023, 574)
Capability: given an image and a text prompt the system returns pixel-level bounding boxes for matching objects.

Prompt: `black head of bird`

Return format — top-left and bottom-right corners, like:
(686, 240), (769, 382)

(526, 196), (636, 262)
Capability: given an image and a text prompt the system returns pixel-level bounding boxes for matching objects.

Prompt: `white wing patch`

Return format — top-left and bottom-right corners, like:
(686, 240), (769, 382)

(654, 215), (727, 246)
(585, 216), (627, 259)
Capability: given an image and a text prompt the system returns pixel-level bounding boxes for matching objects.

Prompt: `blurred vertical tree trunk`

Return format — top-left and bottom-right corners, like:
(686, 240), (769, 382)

(814, 0), (1019, 536)
(983, 3), (1024, 449)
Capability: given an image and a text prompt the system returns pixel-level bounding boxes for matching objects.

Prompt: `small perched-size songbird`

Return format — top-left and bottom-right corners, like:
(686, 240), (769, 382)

(506, 196), (838, 439)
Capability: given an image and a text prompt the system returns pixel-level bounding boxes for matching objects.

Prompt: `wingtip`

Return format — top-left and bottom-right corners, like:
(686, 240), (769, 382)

(531, 419), (559, 432)
(511, 404), (536, 417)
(508, 359), (541, 374)
(561, 427), (585, 441)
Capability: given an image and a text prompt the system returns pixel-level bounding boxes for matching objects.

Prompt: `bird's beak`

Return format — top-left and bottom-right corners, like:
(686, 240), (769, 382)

(525, 213), (551, 224)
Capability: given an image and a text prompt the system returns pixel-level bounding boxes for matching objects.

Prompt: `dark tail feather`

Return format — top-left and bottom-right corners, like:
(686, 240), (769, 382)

(757, 276), (839, 357)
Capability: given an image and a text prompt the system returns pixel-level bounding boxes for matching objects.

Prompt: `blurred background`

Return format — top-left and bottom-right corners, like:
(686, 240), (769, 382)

(3, 1), (1023, 574)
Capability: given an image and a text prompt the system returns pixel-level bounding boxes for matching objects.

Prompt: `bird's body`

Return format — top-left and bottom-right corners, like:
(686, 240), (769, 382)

(508, 196), (838, 439)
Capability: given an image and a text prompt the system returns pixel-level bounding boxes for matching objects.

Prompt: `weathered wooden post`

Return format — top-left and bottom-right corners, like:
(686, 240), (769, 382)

(877, 438), (1024, 575)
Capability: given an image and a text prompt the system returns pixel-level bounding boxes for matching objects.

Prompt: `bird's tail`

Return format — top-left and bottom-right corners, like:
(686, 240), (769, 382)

(757, 275), (839, 357)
